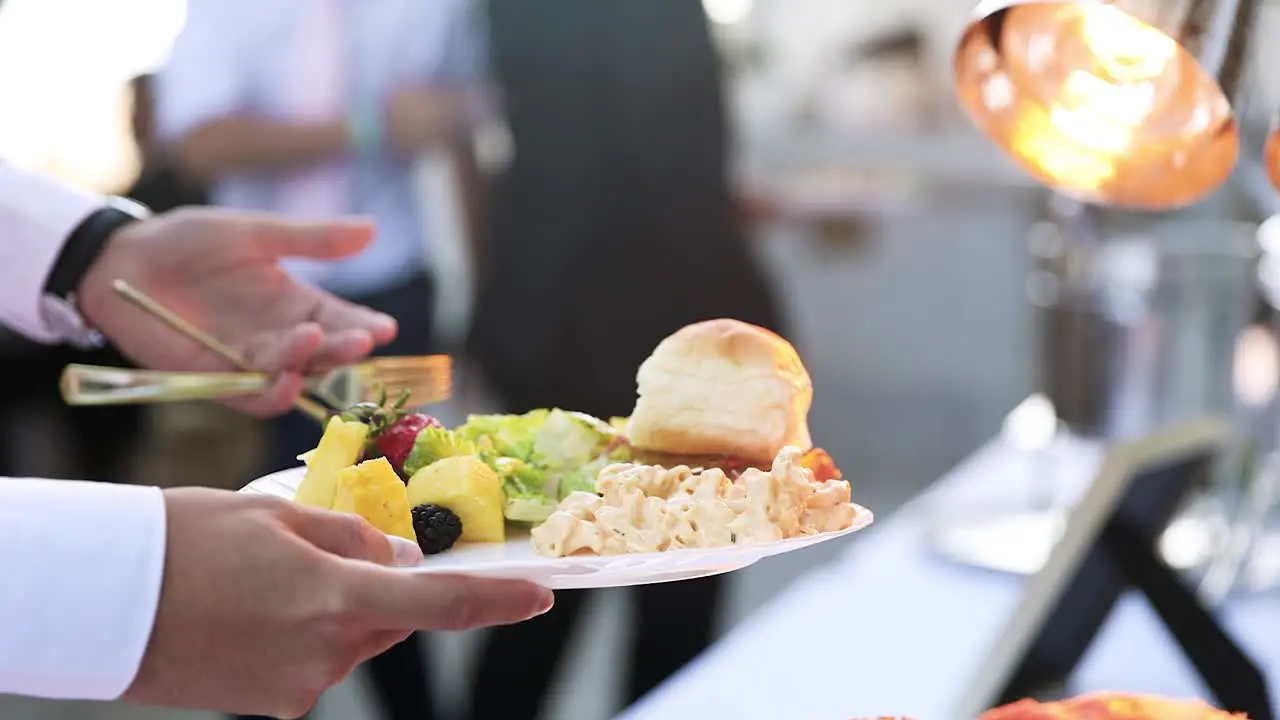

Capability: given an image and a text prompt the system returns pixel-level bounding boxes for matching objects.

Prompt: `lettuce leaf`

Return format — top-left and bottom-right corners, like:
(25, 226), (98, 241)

(453, 409), (622, 522)
(503, 496), (559, 523)
(532, 410), (613, 470)
(402, 427), (478, 477)
(558, 466), (600, 499)
(456, 410), (548, 459)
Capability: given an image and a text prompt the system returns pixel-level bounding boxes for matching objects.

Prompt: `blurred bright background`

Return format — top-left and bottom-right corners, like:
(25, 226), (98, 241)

(1, 0), (1277, 718)
(0, 0), (183, 190)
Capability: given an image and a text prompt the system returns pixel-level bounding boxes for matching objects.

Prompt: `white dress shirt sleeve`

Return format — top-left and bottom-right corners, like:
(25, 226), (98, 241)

(0, 480), (167, 701)
(0, 164), (168, 700)
(0, 164), (102, 343)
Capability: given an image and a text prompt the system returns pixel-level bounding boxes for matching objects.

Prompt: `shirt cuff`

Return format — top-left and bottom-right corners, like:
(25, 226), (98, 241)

(0, 164), (105, 343)
(0, 479), (167, 701)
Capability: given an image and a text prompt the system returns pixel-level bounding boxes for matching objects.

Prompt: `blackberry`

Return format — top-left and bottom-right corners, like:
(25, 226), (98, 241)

(411, 504), (463, 555)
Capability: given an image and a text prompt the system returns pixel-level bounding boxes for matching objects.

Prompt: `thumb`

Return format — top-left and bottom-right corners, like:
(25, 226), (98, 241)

(254, 215), (377, 261)
(289, 505), (423, 567)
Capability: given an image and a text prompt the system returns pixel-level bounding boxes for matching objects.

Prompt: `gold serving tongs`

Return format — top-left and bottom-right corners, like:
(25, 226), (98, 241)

(61, 364), (275, 405)
(61, 358), (453, 412)
(59, 280), (453, 424)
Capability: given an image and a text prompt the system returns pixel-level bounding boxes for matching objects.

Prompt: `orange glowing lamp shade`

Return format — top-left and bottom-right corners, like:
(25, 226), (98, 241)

(954, 0), (1239, 210)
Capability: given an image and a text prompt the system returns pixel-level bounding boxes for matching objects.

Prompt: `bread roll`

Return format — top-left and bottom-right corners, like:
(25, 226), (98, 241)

(628, 319), (813, 463)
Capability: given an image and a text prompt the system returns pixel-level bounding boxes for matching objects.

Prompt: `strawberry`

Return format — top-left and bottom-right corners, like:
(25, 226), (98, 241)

(342, 388), (443, 480)
(375, 413), (443, 476)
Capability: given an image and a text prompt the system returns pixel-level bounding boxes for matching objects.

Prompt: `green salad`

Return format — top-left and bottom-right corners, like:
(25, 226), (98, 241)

(401, 408), (633, 523)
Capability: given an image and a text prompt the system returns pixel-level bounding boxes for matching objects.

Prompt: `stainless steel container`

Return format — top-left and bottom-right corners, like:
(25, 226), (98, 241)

(1031, 200), (1258, 440)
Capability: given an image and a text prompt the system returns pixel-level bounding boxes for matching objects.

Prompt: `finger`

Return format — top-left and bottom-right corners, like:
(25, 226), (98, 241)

(347, 572), (554, 632)
(223, 325), (380, 416)
(242, 323), (325, 374)
(309, 328), (378, 370)
(290, 506), (423, 567)
(220, 323), (325, 417)
(308, 293), (399, 346)
(253, 216), (377, 261)
(219, 372), (306, 418)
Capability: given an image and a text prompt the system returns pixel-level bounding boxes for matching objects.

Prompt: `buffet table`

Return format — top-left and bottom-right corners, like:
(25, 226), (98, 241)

(617, 435), (1280, 720)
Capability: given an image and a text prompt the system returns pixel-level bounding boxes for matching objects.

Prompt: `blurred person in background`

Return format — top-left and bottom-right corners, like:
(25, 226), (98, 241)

(154, 0), (491, 718)
(122, 73), (266, 499)
(466, 2), (788, 718)
(125, 74), (208, 211)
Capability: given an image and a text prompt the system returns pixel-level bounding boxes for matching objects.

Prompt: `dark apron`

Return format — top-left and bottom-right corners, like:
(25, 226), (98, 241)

(467, 3), (785, 718)
(469, 0), (783, 420)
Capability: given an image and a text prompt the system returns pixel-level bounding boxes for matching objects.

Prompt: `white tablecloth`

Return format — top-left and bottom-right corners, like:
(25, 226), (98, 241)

(618, 437), (1280, 720)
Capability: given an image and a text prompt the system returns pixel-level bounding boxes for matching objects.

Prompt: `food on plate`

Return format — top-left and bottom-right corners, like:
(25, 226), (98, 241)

(283, 318), (858, 560)
(456, 408), (630, 522)
(402, 425), (478, 477)
(294, 416), (370, 509)
(609, 319), (839, 482)
(289, 391), (505, 552)
(531, 445), (854, 556)
(980, 693), (1249, 719)
(530, 318), (857, 557)
(340, 391), (444, 479)
(331, 457), (416, 541)
(372, 413), (441, 476)
(628, 318), (812, 464)
(411, 504), (464, 555)
(406, 456), (506, 543)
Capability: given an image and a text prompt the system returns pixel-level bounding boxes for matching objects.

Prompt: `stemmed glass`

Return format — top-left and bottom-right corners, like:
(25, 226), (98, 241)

(1210, 219), (1280, 595)
(931, 198), (1261, 585)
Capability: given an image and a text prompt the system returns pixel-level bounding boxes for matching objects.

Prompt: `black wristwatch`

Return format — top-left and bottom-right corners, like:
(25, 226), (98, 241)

(41, 196), (151, 349)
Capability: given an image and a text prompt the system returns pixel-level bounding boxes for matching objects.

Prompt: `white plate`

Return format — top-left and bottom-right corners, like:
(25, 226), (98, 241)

(241, 467), (874, 590)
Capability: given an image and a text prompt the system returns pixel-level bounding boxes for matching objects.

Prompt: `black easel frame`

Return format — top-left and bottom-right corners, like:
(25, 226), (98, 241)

(1098, 517), (1273, 720)
(954, 417), (1275, 719)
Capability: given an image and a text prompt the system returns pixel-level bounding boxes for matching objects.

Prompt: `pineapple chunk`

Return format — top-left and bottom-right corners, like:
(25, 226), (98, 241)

(331, 457), (416, 541)
(294, 417), (369, 509)
(407, 456), (505, 543)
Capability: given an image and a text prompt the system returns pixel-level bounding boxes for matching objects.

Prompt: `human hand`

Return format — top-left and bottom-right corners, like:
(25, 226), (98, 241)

(384, 87), (463, 155)
(77, 208), (399, 417)
(123, 489), (553, 718)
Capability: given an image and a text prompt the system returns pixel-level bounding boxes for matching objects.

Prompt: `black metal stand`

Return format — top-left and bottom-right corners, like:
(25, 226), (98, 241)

(983, 424), (1273, 718)
(1100, 517), (1274, 720)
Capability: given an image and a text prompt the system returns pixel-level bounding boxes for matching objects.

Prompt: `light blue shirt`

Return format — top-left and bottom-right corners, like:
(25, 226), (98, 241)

(155, 0), (488, 297)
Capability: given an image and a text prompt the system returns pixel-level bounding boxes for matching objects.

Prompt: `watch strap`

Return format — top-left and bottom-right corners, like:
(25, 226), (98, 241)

(45, 198), (148, 301)
(42, 197), (150, 349)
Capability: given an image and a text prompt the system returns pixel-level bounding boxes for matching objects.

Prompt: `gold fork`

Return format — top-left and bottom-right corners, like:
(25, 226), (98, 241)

(304, 354), (452, 409)
(103, 280), (452, 422)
